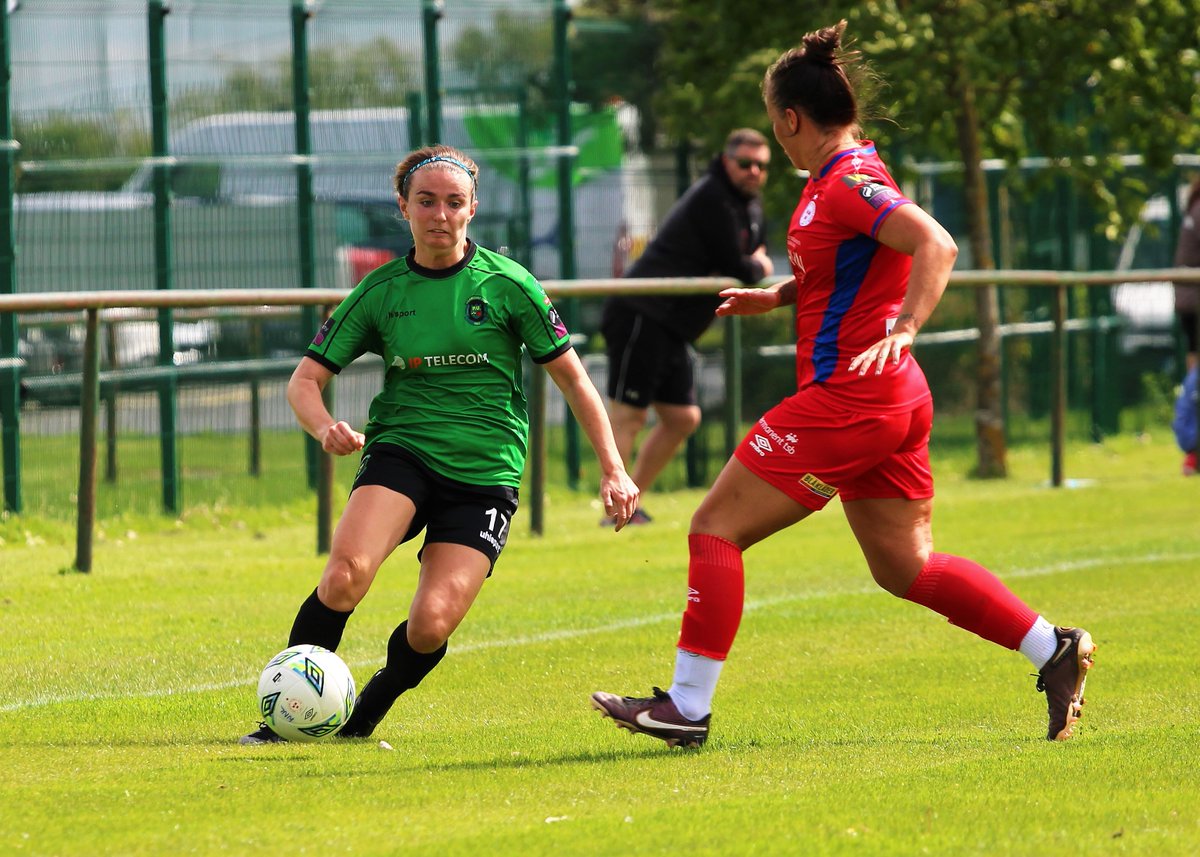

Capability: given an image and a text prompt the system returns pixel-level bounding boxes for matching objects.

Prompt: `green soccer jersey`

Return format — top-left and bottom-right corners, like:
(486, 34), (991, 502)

(305, 241), (572, 487)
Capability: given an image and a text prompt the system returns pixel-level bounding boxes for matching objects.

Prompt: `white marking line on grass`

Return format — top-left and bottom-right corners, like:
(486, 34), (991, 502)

(8, 550), (1197, 712)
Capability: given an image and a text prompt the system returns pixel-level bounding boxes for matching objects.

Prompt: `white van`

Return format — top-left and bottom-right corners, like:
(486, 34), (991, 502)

(117, 103), (636, 283)
(1111, 189), (1188, 355)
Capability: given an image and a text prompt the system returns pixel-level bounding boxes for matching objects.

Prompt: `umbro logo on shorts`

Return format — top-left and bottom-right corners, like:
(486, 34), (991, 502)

(749, 434), (773, 456)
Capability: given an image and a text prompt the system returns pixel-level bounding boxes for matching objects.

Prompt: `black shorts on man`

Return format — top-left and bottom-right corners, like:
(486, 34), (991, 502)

(351, 442), (519, 571)
(601, 303), (697, 408)
(1179, 309), (1198, 354)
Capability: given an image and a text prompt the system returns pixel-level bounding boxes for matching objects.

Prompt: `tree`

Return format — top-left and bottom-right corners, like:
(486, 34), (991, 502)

(570, 10), (663, 150)
(14, 111), (149, 192)
(845, 0), (1200, 475)
(172, 37), (417, 123)
(573, 0), (849, 246)
(583, 0), (1200, 477)
(450, 10), (553, 106)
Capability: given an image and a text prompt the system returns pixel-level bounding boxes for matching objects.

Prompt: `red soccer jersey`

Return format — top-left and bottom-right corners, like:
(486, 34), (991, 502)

(785, 141), (932, 413)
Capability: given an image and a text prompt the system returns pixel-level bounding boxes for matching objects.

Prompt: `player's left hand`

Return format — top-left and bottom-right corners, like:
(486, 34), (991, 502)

(600, 469), (640, 532)
(848, 331), (914, 377)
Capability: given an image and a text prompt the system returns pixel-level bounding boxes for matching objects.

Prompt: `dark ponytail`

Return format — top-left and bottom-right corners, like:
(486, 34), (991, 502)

(764, 20), (870, 132)
(801, 22), (843, 66)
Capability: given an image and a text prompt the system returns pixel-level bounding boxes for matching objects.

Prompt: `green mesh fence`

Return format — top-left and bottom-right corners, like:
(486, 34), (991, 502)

(2, 1), (1194, 519)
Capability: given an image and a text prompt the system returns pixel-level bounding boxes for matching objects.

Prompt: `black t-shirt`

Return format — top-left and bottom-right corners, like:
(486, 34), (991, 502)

(609, 156), (768, 342)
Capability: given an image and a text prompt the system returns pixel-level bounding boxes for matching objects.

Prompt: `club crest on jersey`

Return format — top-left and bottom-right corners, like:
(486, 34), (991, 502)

(466, 296), (488, 325)
(798, 199), (817, 226)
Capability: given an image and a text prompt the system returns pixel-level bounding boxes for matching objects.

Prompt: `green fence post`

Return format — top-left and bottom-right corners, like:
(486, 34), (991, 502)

(75, 309), (100, 573)
(406, 91), (425, 147)
(1167, 168), (1182, 249)
(553, 0), (580, 489)
(1050, 284), (1067, 487)
(992, 179), (1011, 433)
(422, 1), (443, 144)
(0, 3), (20, 514)
(516, 87), (533, 267)
(248, 318), (262, 477)
(1061, 178), (1081, 417)
(723, 315), (743, 459)
(685, 359), (707, 488)
(674, 143), (710, 487)
(292, 0), (321, 490)
(1088, 286), (1118, 439)
(528, 356), (546, 536)
(148, 0), (179, 514)
(103, 319), (119, 482)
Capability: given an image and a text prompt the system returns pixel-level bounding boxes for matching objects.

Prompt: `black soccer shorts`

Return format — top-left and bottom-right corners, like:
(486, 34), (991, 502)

(601, 303), (696, 408)
(350, 442), (519, 572)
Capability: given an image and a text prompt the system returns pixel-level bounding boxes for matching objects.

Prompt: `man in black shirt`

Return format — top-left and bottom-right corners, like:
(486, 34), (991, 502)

(601, 129), (773, 522)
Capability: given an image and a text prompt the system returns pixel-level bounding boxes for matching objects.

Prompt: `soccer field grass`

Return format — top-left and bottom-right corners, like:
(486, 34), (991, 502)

(3, 435), (1199, 856)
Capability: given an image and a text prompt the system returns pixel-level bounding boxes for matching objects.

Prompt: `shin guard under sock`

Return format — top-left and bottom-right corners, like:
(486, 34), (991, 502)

(903, 552), (1038, 650)
(677, 533), (744, 661)
(288, 587), (353, 651)
(340, 620), (447, 737)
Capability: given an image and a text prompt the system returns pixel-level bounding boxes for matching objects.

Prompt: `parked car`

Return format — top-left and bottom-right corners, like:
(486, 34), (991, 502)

(1111, 194), (1179, 356)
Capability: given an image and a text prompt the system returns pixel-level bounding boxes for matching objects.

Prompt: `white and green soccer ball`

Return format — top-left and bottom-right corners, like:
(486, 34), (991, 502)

(256, 645), (356, 741)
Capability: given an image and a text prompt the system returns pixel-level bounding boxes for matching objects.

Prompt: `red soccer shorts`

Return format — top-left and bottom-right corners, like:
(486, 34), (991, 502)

(733, 386), (934, 510)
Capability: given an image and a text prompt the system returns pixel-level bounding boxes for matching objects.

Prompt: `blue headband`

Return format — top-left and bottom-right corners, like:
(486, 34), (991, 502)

(401, 155), (477, 193)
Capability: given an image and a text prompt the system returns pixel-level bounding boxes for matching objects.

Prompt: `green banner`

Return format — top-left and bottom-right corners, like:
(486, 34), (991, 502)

(464, 105), (622, 188)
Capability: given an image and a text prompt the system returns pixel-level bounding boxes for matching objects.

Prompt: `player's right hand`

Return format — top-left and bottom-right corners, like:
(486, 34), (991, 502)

(321, 420), (366, 456)
(715, 287), (780, 316)
(600, 468), (640, 532)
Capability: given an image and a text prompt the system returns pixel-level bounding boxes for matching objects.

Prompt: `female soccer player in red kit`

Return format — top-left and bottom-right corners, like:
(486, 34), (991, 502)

(592, 21), (1095, 746)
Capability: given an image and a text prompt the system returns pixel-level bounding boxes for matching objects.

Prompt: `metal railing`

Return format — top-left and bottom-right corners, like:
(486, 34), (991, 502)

(3, 268), (1200, 572)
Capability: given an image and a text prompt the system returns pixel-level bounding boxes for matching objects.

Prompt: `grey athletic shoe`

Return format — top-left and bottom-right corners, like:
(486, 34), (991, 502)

(1035, 626), (1096, 741)
(239, 722), (286, 745)
(590, 686), (710, 748)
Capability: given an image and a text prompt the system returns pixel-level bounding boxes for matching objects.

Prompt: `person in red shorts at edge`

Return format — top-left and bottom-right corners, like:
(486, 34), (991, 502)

(591, 20), (1096, 747)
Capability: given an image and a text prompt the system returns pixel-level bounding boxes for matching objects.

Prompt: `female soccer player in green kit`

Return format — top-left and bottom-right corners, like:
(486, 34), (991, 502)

(242, 145), (640, 743)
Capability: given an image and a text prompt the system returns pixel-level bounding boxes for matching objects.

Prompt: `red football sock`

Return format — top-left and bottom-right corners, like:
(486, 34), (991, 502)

(677, 533), (745, 660)
(903, 552), (1038, 650)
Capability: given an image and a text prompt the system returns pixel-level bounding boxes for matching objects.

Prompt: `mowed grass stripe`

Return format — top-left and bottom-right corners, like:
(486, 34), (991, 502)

(6, 549), (1194, 713)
